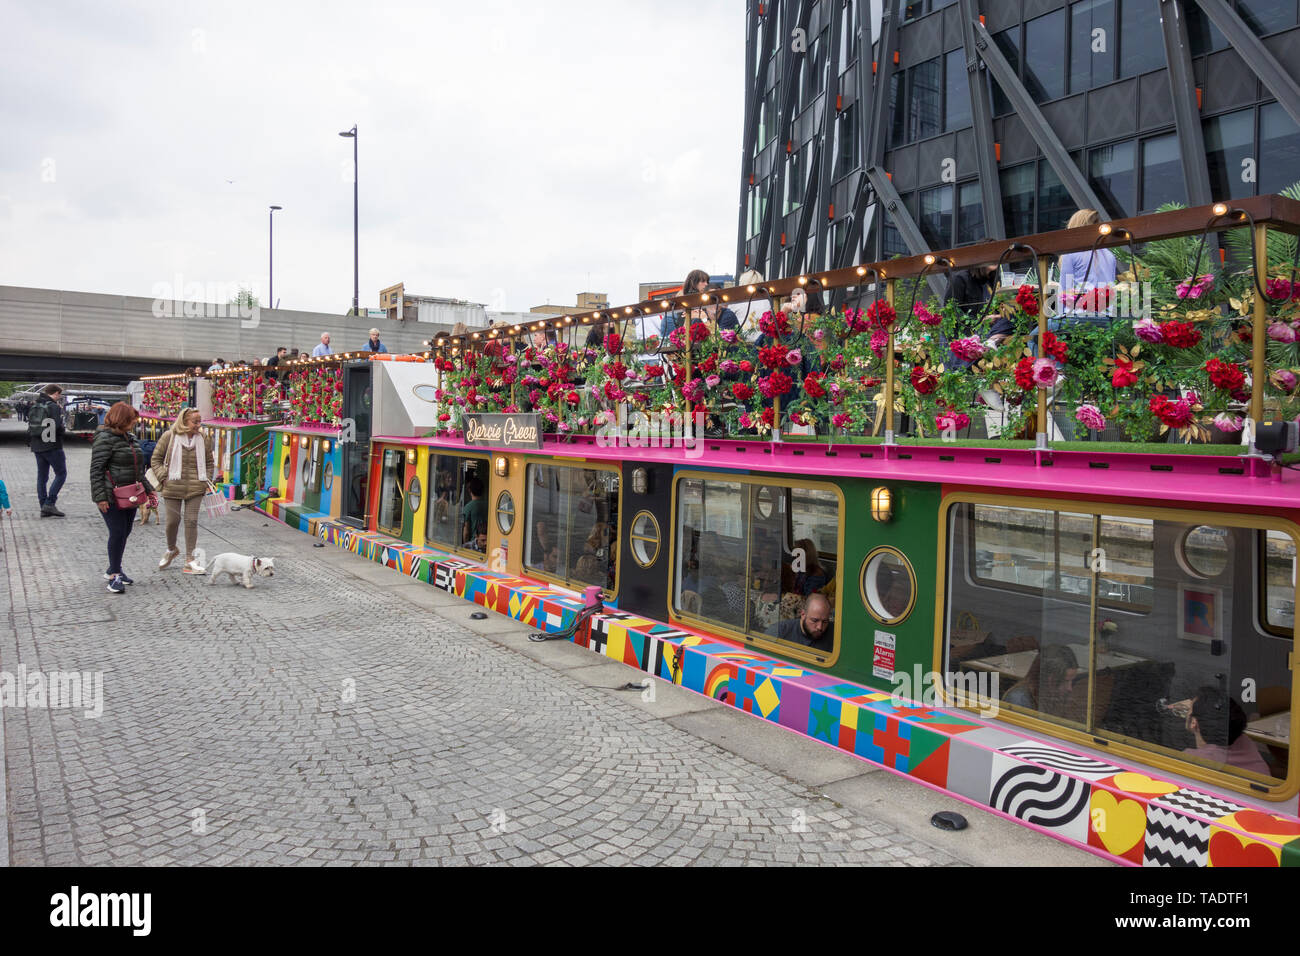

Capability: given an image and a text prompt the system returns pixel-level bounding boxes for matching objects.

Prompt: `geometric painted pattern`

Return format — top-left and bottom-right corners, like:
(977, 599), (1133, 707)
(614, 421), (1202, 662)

(259, 506), (1300, 869)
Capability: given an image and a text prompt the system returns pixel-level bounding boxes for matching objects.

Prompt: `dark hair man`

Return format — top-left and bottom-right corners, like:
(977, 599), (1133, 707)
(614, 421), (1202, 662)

(28, 384), (67, 516)
(461, 476), (487, 550)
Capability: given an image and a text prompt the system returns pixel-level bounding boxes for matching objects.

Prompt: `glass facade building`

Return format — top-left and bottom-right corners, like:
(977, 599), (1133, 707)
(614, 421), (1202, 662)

(737, 0), (1300, 280)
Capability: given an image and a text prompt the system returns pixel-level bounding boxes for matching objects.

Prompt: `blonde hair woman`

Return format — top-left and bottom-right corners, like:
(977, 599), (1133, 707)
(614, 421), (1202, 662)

(1059, 207), (1117, 290)
(151, 406), (216, 574)
(733, 268), (770, 341)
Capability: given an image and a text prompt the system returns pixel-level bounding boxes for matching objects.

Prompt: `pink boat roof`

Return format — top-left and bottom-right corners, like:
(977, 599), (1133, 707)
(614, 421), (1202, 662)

(373, 433), (1299, 511)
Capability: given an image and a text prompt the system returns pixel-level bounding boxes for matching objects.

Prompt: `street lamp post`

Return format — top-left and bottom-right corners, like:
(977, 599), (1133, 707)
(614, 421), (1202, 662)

(268, 205), (282, 309)
(339, 125), (358, 316)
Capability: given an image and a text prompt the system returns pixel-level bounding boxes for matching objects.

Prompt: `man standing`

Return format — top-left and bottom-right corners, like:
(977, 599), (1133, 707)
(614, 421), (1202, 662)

(27, 383), (67, 517)
(265, 346), (288, 368)
(311, 333), (332, 357)
(364, 328), (388, 353)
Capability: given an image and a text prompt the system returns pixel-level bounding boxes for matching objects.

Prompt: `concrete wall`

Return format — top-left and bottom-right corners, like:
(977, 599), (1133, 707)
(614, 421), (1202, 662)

(0, 285), (457, 370)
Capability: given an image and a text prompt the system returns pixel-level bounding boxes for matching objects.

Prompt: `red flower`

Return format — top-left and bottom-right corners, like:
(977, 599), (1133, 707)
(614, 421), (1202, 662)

(697, 355), (718, 374)
(605, 333), (623, 355)
(565, 390), (580, 405)
(438, 413), (451, 422)
(1161, 321), (1202, 349)
(803, 372), (827, 399)
(1014, 357), (1036, 391)
(1206, 359), (1245, 391)
(1042, 331), (1068, 364)
(738, 360), (753, 373)
(759, 372), (794, 397)
(760, 407), (775, 426)
(1149, 394), (1196, 428)
(1111, 359), (1138, 389)
(758, 344), (789, 369)
(732, 382), (754, 401)
(1015, 284), (1040, 316)
(759, 311), (792, 337)
(866, 300), (897, 330)
(643, 364), (662, 377)
(910, 366), (938, 395)
(829, 353), (846, 373)
(608, 361), (628, 380)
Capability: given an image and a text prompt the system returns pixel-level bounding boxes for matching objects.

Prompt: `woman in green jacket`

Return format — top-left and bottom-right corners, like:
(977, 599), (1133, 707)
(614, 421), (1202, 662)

(151, 407), (216, 574)
(89, 402), (145, 593)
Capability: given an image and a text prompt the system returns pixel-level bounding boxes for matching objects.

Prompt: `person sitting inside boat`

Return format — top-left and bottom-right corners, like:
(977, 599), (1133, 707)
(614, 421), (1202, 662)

(1004, 644), (1079, 715)
(770, 593), (832, 652)
(792, 537), (830, 595)
(461, 477), (487, 550)
(1174, 687), (1271, 777)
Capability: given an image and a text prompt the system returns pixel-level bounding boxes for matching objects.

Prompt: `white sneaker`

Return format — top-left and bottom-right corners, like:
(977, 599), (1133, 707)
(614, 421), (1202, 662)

(182, 560), (205, 575)
(158, 548), (180, 570)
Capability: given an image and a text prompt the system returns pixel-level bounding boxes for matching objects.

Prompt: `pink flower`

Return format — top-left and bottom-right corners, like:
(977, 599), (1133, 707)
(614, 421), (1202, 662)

(1266, 278), (1294, 300)
(1031, 358), (1058, 387)
(1213, 413), (1244, 433)
(1133, 317), (1164, 343)
(1075, 404), (1107, 431)
(720, 359), (739, 374)
(812, 329), (825, 341)
(681, 378), (705, 402)
(831, 412), (852, 428)
(785, 348), (803, 366)
(1175, 274), (1215, 299)
(949, 336), (987, 362)
(1268, 322), (1297, 343)
(558, 420), (571, 432)
(720, 329), (738, 344)
(1271, 369), (1298, 394)
(869, 327), (889, 358)
(739, 413), (753, 429)
(705, 374), (721, 388)
(913, 302), (942, 326)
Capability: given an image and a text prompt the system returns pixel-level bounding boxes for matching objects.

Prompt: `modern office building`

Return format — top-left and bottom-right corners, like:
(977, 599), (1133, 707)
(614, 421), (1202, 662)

(530, 291), (610, 317)
(736, 0), (1300, 285)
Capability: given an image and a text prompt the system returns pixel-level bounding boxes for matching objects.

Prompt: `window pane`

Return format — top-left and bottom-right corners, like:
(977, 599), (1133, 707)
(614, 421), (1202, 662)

(1186, 3), (1230, 55)
(676, 478), (748, 630)
(909, 57), (942, 141)
(1264, 529), (1296, 632)
(526, 464), (565, 573)
(919, 185), (954, 248)
(427, 456), (458, 547)
(1259, 102), (1300, 196)
(1204, 109), (1256, 201)
(836, 105), (858, 177)
(945, 48), (971, 132)
(1024, 11), (1067, 103)
(378, 448), (404, 533)
(958, 180), (986, 244)
(1069, 0), (1116, 94)
(1099, 516), (1154, 611)
(991, 29), (1020, 116)
(525, 464), (617, 588)
(1237, 0), (1297, 35)
(1037, 161), (1075, 232)
(1140, 134), (1187, 211)
(889, 70), (907, 147)
(759, 486), (840, 651)
(1001, 163), (1035, 238)
(1088, 140), (1136, 218)
(1118, 0), (1164, 76)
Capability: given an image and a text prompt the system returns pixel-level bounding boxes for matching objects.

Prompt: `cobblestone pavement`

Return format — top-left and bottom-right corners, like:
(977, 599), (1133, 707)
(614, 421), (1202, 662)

(0, 426), (1097, 866)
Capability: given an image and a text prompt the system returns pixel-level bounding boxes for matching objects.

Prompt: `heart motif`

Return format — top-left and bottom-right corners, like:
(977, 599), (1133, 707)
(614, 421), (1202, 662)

(1108, 772), (1180, 797)
(1209, 830), (1281, 867)
(1090, 790), (1146, 857)
(1231, 810), (1300, 838)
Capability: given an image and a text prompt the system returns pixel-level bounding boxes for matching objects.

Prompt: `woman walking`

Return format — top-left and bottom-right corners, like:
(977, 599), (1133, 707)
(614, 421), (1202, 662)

(151, 406), (215, 574)
(90, 402), (146, 593)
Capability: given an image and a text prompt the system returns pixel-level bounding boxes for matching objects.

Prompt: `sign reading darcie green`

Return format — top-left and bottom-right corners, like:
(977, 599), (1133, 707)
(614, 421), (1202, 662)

(463, 412), (543, 450)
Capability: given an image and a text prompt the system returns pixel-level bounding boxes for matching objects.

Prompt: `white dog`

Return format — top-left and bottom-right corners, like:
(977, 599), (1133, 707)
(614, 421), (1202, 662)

(207, 553), (275, 588)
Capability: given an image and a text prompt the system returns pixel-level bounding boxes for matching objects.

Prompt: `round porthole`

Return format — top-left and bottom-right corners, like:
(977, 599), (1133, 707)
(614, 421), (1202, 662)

(323, 460), (334, 491)
(861, 546), (916, 625)
(755, 485), (776, 519)
(300, 453), (313, 489)
(407, 475), (422, 513)
(496, 491), (515, 534)
(630, 511), (661, 568)
(281, 453), (290, 481)
(1179, 525), (1229, 579)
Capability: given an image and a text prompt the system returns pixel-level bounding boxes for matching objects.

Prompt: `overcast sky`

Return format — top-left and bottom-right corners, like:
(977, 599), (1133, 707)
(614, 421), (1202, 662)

(1, 0), (745, 315)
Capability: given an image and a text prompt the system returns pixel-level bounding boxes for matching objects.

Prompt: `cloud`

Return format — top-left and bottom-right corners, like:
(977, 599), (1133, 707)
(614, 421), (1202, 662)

(0, 0), (744, 317)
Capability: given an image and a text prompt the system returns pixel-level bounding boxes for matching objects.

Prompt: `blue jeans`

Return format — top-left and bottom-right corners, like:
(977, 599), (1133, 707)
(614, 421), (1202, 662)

(101, 502), (136, 575)
(35, 448), (67, 506)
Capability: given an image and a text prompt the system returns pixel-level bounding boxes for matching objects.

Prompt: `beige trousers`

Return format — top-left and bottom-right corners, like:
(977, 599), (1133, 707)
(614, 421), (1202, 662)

(164, 496), (203, 559)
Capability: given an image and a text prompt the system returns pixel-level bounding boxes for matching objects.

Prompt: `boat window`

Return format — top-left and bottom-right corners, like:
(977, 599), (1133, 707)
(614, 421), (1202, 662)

(862, 547), (915, 624)
(674, 477), (839, 655)
(948, 500), (1294, 795)
(524, 463), (619, 592)
(427, 453), (490, 554)
(630, 511), (661, 568)
(377, 447), (404, 535)
(496, 491), (515, 535)
(1262, 530), (1296, 636)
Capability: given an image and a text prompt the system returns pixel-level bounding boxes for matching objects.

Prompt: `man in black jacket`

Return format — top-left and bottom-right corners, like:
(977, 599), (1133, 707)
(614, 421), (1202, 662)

(27, 383), (67, 516)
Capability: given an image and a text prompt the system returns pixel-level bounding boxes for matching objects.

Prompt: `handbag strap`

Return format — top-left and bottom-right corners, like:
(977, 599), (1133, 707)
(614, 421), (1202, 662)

(104, 433), (142, 489)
